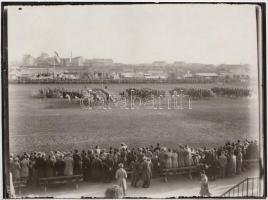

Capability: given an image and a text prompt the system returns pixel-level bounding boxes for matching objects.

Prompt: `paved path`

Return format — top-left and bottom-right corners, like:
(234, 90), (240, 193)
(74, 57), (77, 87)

(18, 168), (259, 198)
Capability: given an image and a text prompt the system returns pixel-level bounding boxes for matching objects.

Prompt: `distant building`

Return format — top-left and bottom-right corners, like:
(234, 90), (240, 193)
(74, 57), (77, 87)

(71, 57), (84, 66)
(194, 73), (219, 79)
(36, 53), (54, 67)
(22, 54), (36, 66)
(60, 58), (71, 67)
(111, 72), (120, 80)
(84, 58), (113, 66)
(183, 71), (193, 79)
(58, 71), (80, 80)
(152, 61), (167, 66)
(144, 70), (168, 79)
(121, 72), (136, 78)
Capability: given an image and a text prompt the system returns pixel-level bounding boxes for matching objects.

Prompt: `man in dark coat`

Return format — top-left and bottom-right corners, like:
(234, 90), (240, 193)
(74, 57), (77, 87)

(142, 157), (152, 188)
(55, 155), (65, 176)
(102, 154), (114, 183)
(35, 153), (46, 178)
(81, 153), (90, 181)
(130, 157), (140, 187)
(73, 149), (82, 175)
(90, 155), (102, 182)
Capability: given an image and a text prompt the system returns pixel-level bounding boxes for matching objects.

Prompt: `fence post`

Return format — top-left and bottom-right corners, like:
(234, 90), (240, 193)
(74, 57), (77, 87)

(246, 178), (249, 196)
(242, 181), (244, 196)
(252, 178), (254, 196)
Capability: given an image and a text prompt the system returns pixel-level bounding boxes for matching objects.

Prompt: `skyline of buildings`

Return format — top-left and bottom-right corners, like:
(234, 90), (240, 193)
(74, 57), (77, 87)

(8, 52), (253, 83)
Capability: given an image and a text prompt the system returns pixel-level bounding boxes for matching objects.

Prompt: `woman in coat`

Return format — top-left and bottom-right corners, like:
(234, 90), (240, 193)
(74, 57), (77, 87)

(63, 153), (74, 176)
(177, 146), (185, 167)
(115, 163), (127, 196)
(227, 151), (236, 177)
(166, 149), (172, 169)
(236, 149), (243, 175)
(13, 157), (21, 181)
(20, 156), (29, 180)
(142, 158), (152, 188)
(199, 170), (211, 197)
(171, 150), (178, 168)
(184, 145), (192, 167)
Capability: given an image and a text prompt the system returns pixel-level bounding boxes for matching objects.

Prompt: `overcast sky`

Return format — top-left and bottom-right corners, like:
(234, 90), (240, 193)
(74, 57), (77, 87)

(7, 4), (258, 66)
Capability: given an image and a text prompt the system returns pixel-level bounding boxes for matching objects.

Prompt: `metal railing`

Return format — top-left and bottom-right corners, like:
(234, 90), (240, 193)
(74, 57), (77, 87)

(221, 177), (261, 197)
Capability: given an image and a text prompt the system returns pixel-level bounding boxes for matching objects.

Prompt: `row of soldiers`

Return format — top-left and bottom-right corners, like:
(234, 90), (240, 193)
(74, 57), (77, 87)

(120, 88), (166, 100)
(211, 87), (251, 97)
(38, 87), (84, 99)
(10, 140), (258, 188)
(169, 88), (213, 99)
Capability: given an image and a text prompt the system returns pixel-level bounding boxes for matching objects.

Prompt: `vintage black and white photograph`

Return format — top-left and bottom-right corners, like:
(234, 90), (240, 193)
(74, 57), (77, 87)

(2, 2), (266, 198)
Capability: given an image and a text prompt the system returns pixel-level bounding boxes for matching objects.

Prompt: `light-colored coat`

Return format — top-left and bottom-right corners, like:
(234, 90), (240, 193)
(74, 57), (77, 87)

(166, 152), (172, 169)
(64, 156), (73, 176)
(171, 152), (178, 168)
(199, 174), (211, 197)
(115, 168), (127, 196)
(20, 159), (29, 178)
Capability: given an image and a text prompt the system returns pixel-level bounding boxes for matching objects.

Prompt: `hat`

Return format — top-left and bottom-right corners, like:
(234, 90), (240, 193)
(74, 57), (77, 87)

(118, 163), (124, 168)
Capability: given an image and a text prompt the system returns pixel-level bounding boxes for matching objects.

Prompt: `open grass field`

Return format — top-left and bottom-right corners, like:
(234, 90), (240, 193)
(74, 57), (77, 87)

(8, 83), (259, 153)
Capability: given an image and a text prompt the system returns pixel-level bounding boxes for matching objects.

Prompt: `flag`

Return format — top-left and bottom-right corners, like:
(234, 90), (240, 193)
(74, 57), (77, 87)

(54, 51), (61, 64)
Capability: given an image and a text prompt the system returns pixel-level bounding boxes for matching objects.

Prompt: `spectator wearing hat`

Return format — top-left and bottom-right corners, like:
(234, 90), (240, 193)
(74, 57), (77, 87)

(35, 153), (45, 178)
(236, 148), (243, 175)
(20, 155), (30, 181)
(91, 154), (102, 182)
(130, 156), (140, 187)
(115, 163), (127, 196)
(103, 153), (114, 183)
(46, 155), (55, 177)
(199, 170), (211, 197)
(13, 157), (21, 181)
(227, 150), (236, 177)
(218, 151), (227, 178)
(166, 149), (172, 169)
(64, 153), (74, 176)
(73, 149), (82, 175)
(171, 150), (178, 168)
(55, 155), (65, 176)
(184, 145), (192, 167)
(177, 145), (185, 167)
(142, 157), (152, 188)
(81, 152), (90, 181)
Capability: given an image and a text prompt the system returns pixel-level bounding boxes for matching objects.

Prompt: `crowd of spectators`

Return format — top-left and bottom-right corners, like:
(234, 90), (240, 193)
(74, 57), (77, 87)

(10, 139), (259, 189)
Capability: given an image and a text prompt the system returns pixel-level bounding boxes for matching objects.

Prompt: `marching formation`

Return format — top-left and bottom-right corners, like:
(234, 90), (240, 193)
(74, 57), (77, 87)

(211, 87), (251, 97)
(34, 86), (251, 104)
(10, 139), (258, 196)
(120, 88), (166, 100)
